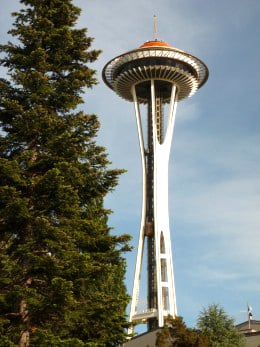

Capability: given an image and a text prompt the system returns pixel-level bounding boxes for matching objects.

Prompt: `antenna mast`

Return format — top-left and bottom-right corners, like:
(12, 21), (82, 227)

(153, 15), (158, 40)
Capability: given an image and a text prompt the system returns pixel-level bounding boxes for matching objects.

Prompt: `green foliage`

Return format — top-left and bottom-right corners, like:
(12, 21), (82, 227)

(0, 0), (130, 345)
(0, 335), (16, 347)
(156, 316), (210, 347)
(28, 329), (85, 347)
(196, 304), (245, 347)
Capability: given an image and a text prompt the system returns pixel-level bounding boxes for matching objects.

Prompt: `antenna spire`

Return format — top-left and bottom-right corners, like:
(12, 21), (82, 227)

(153, 15), (158, 41)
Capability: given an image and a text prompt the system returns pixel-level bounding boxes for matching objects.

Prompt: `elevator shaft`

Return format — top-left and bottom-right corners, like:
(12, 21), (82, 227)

(145, 89), (163, 330)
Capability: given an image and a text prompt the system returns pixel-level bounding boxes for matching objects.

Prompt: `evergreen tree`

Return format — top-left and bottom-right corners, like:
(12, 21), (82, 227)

(0, 0), (130, 346)
(197, 304), (245, 347)
(156, 316), (210, 347)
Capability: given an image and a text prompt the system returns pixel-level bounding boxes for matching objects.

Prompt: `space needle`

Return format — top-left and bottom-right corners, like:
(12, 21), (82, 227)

(102, 19), (208, 333)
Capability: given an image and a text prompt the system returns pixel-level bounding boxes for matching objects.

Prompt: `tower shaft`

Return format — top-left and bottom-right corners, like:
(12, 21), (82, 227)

(129, 80), (178, 330)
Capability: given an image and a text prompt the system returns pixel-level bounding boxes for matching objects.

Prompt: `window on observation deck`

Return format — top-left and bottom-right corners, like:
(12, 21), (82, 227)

(113, 57), (197, 81)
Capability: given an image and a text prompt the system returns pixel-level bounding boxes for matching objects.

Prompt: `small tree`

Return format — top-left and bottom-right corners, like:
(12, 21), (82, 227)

(156, 316), (210, 347)
(197, 304), (245, 347)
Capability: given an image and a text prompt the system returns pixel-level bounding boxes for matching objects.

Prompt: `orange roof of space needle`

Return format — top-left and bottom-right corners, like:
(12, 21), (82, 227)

(139, 40), (172, 49)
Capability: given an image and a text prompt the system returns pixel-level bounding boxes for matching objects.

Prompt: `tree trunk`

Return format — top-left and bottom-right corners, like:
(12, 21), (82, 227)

(19, 330), (30, 347)
(18, 294), (30, 346)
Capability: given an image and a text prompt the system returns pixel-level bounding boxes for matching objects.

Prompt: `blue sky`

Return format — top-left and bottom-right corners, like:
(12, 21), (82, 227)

(1, 0), (260, 328)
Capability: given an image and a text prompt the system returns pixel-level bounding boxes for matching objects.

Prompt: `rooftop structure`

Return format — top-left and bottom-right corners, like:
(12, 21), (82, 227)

(237, 320), (260, 347)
